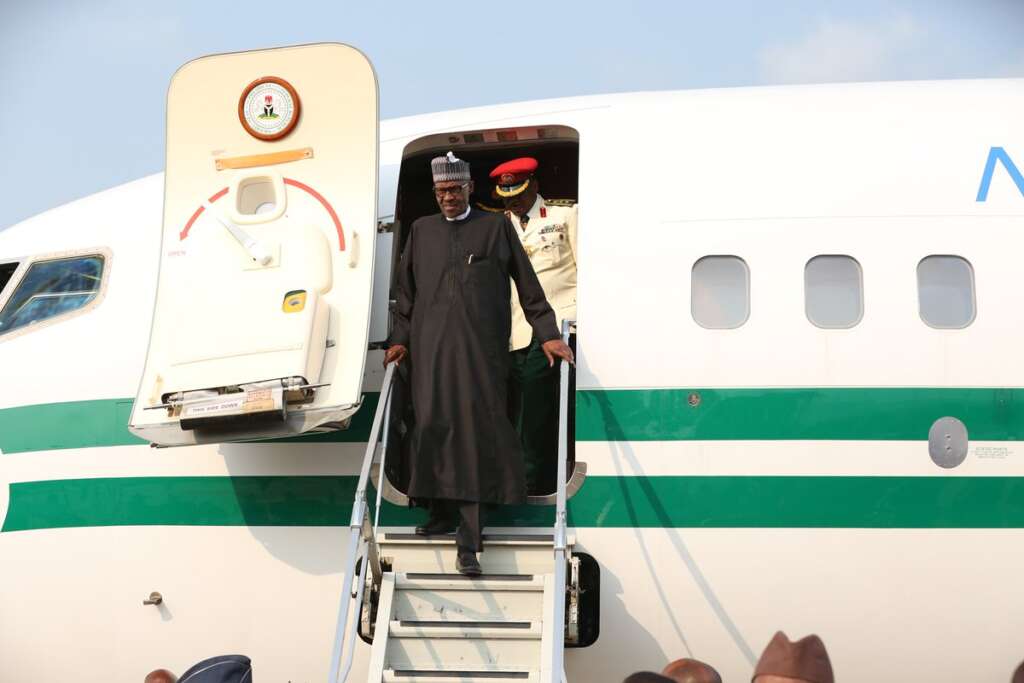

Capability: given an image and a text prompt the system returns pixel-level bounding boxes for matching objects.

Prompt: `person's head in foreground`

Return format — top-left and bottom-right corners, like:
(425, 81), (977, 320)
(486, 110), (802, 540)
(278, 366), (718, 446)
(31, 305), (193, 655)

(752, 631), (834, 683)
(662, 657), (723, 683)
(178, 654), (252, 682)
(145, 670), (177, 683)
(623, 672), (675, 683)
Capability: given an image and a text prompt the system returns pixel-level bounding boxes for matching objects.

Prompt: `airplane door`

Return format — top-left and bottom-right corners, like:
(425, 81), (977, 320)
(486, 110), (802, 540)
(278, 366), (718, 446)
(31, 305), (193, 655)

(130, 44), (378, 445)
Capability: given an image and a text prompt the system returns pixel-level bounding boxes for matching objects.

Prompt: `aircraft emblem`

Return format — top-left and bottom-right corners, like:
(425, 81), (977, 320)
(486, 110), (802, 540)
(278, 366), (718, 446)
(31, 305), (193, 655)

(238, 76), (301, 141)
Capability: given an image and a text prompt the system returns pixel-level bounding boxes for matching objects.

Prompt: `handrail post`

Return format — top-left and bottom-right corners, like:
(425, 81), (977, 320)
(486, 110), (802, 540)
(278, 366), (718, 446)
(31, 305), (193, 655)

(549, 319), (574, 682)
(328, 363), (396, 683)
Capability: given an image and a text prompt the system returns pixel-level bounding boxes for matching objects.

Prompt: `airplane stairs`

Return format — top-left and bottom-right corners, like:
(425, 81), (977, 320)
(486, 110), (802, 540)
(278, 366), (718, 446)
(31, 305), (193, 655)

(366, 530), (574, 682)
(329, 321), (577, 683)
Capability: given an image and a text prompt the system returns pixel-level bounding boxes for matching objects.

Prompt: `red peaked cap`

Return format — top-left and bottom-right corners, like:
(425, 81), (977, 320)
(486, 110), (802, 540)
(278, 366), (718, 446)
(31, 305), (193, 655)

(490, 157), (538, 197)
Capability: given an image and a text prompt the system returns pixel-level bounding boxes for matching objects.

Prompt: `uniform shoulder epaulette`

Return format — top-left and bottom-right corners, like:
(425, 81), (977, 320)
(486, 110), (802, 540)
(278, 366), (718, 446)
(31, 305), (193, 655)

(544, 198), (577, 207)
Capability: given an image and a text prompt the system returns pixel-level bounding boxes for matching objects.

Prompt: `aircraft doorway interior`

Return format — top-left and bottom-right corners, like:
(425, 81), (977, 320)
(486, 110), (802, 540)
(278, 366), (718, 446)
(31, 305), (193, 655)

(381, 124), (582, 506)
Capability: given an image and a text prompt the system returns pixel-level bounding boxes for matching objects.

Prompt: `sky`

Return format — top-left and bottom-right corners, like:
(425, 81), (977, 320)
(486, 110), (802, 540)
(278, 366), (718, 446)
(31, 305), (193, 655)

(1, 0), (1022, 230)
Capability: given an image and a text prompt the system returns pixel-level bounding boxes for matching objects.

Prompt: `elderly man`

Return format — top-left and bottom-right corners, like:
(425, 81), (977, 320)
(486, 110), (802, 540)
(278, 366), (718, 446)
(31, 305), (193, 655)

(385, 152), (573, 575)
(752, 632), (834, 683)
(144, 670), (178, 683)
(490, 157), (577, 494)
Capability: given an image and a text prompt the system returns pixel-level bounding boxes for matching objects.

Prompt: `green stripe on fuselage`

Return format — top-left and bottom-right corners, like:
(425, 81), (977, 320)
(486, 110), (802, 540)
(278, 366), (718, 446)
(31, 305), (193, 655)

(0, 396), (380, 454)
(5, 475), (1024, 532)
(575, 387), (1024, 441)
(0, 399), (144, 453)
(1, 388), (1021, 454)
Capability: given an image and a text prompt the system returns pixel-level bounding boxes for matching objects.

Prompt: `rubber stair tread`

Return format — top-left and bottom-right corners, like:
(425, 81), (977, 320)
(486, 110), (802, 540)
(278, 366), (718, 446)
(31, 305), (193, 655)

(398, 620), (534, 628)
(395, 573), (546, 592)
(404, 573), (535, 581)
(383, 668), (535, 681)
(381, 532), (555, 544)
(388, 619), (542, 639)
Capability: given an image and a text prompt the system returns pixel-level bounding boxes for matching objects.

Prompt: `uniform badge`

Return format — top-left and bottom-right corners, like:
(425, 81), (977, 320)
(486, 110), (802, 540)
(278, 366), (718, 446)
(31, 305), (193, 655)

(539, 223), (567, 235)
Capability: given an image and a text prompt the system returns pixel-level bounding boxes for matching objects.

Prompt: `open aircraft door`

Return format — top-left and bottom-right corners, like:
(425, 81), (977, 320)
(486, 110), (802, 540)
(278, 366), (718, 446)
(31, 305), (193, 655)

(130, 44), (378, 446)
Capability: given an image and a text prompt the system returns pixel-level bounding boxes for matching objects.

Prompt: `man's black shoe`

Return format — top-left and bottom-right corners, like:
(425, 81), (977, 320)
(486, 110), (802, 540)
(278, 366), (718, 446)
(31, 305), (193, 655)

(415, 516), (456, 536)
(456, 549), (482, 577)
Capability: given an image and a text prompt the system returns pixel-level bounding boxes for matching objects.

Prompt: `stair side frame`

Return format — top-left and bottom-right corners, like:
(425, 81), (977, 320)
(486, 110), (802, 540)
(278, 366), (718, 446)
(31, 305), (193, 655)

(539, 574), (556, 683)
(368, 572), (397, 681)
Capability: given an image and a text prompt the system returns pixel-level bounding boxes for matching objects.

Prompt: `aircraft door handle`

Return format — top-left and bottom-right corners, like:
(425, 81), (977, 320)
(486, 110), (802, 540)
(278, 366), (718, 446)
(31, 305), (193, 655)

(142, 591), (163, 606)
(348, 230), (359, 268)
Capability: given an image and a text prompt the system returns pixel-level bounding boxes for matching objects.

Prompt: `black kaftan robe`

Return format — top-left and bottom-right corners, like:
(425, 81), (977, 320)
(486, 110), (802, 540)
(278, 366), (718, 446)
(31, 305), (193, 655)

(389, 209), (560, 505)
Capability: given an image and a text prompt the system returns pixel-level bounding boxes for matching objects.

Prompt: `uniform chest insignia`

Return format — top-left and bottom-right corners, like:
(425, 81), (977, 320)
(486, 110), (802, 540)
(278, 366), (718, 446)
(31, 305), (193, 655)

(538, 223), (567, 235)
(540, 207), (547, 218)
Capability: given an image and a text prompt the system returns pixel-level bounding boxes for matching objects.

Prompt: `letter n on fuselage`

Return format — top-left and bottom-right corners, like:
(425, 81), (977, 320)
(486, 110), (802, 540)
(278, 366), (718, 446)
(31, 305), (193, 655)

(977, 147), (1024, 201)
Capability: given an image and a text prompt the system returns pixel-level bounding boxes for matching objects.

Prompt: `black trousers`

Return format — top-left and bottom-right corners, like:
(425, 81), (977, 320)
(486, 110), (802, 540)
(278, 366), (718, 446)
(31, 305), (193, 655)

(428, 499), (487, 552)
(508, 337), (560, 495)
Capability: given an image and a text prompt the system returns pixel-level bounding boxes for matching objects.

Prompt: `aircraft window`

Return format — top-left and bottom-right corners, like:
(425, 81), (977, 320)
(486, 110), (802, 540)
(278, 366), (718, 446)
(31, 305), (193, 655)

(0, 255), (105, 336)
(805, 255), (863, 329)
(917, 255), (975, 329)
(691, 256), (750, 329)
(0, 262), (17, 294)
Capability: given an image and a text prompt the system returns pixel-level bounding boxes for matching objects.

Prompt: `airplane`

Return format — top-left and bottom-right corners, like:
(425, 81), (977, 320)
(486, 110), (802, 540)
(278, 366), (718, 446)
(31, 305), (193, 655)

(0, 43), (1022, 683)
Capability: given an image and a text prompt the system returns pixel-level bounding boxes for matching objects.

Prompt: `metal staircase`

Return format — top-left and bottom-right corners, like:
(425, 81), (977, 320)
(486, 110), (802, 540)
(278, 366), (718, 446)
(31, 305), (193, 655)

(367, 531), (573, 681)
(328, 322), (577, 683)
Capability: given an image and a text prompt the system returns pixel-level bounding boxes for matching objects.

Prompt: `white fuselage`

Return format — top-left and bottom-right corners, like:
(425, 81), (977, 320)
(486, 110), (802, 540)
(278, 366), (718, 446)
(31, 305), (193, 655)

(1, 79), (1023, 682)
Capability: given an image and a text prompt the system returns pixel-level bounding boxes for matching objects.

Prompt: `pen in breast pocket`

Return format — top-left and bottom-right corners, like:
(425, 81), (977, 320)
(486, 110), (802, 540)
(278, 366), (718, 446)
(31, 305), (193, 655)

(467, 253), (474, 265)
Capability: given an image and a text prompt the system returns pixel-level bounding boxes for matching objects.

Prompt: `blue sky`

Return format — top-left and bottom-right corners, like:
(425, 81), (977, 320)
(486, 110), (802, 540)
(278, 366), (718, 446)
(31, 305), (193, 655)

(1, 0), (1022, 230)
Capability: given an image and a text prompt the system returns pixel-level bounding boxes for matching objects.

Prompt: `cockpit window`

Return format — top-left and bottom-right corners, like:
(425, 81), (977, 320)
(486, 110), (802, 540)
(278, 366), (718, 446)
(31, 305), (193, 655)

(0, 255), (105, 336)
(0, 262), (17, 294)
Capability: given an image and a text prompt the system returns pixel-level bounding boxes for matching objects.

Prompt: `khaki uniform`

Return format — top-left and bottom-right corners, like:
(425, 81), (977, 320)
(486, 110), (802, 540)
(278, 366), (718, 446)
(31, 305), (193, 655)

(506, 194), (577, 494)
(508, 195), (578, 350)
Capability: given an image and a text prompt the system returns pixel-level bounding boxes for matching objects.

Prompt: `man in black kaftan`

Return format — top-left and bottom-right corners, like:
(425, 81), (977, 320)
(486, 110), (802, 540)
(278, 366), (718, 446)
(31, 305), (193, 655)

(385, 152), (574, 575)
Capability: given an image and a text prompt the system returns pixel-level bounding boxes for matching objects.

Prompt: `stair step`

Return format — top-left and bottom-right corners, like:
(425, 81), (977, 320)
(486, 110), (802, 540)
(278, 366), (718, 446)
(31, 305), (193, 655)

(367, 532), (561, 683)
(396, 573), (545, 592)
(390, 620), (542, 639)
(384, 635), (541, 669)
(383, 668), (536, 682)
(377, 530), (562, 574)
(382, 548), (554, 575)
(378, 528), (570, 547)
(393, 588), (544, 622)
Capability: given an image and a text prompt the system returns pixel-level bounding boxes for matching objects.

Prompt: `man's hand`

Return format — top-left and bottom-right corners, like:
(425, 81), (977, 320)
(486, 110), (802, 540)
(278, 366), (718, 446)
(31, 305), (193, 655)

(383, 344), (408, 367)
(541, 339), (574, 367)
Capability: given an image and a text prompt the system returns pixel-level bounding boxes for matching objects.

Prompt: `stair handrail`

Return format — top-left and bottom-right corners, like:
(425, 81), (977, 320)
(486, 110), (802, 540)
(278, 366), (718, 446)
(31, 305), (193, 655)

(328, 362), (396, 683)
(549, 319), (574, 683)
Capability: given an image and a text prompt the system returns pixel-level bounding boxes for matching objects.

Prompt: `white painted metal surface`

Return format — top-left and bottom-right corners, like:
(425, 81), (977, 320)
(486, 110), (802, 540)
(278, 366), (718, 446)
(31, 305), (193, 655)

(128, 44), (380, 445)
(366, 533), (568, 683)
(0, 76), (1022, 682)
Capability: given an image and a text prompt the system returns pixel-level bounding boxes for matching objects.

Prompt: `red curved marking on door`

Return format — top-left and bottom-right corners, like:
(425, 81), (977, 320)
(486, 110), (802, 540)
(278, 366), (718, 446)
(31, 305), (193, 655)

(283, 178), (346, 251)
(178, 181), (346, 251)
(179, 187), (229, 240)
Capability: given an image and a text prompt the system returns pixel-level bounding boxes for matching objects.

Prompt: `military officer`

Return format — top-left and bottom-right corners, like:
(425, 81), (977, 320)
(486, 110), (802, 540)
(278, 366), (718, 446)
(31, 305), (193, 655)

(490, 157), (578, 495)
